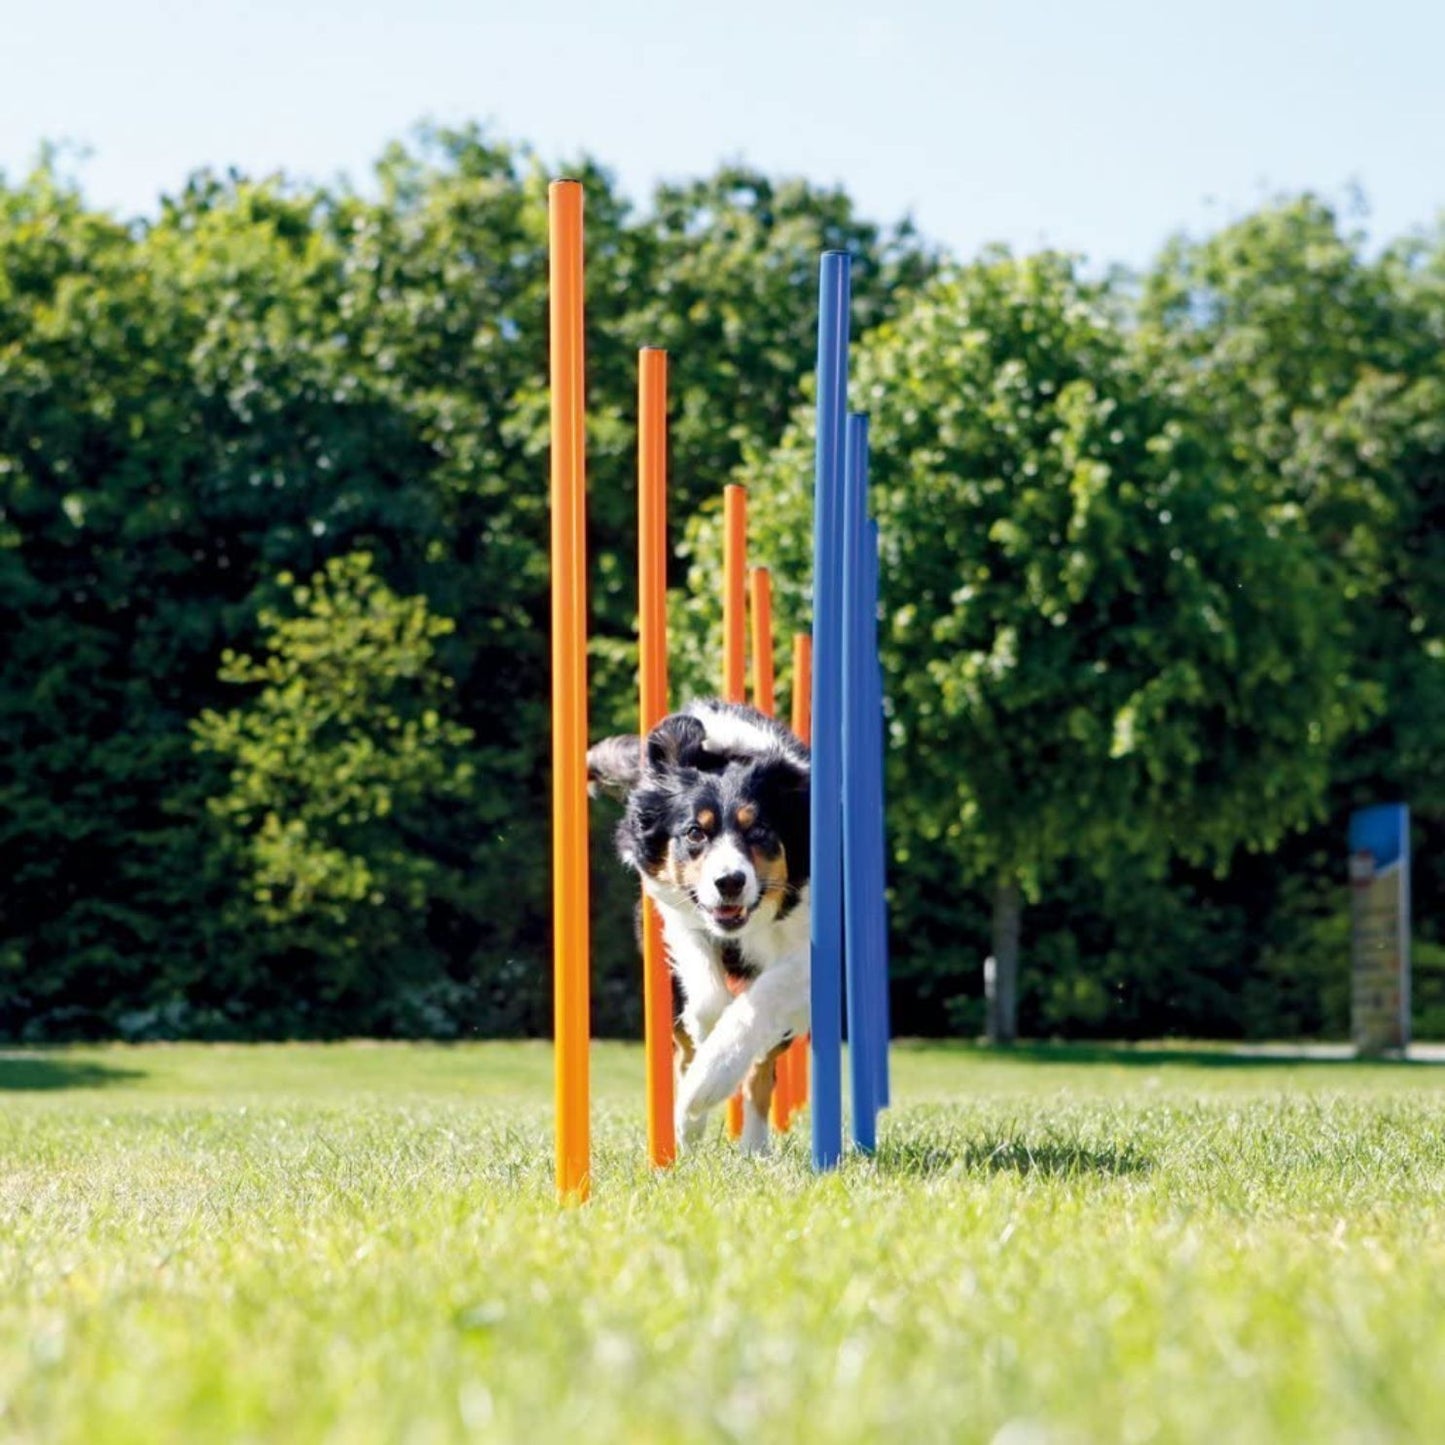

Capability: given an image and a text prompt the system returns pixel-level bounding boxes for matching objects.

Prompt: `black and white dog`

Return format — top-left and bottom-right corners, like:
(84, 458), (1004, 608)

(588, 700), (810, 1154)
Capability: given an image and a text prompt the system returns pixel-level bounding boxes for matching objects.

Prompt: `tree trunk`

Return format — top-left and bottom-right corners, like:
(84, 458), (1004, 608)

(987, 872), (1021, 1045)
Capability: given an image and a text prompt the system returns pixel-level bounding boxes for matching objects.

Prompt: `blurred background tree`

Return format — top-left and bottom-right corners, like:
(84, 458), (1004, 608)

(192, 552), (490, 1035)
(686, 252), (1357, 1043)
(0, 136), (1439, 1042)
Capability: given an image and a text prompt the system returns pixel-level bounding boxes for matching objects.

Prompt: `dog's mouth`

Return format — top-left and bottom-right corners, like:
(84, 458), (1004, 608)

(707, 903), (750, 932)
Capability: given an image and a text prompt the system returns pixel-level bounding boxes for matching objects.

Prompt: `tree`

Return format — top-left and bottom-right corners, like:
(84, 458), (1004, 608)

(708, 252), (1356, 1041)
(1139, 199), (1445, 999)
(0, 160), (223, 1035)
(0, 134), (938, 1038)
(0, 157), (464, 1036)
(192, 553), (489, 1030)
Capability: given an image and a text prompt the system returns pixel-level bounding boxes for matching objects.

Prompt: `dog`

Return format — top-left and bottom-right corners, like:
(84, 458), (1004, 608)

(587, 699), (810, 1155)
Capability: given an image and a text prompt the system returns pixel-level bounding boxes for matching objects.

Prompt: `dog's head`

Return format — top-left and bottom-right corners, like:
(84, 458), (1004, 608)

(591, 708), (810, 940)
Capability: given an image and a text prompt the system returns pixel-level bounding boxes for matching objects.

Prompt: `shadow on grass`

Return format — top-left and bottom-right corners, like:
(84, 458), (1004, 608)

(0, 1054), (147, 1091)
(875, 1134), (1153, 1180)
(897, 1040), (1445, 1070)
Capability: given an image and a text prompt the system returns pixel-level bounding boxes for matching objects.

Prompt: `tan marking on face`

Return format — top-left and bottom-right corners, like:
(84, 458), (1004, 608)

(751, 843), (788, 913)
(664, 840), (707, 893)
(735, 803), (758, 831)
(696, 807), (716, 832)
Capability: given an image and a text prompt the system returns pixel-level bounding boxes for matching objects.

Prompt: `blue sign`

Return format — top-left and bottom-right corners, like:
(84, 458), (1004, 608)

(1349, 804), (1409, 873)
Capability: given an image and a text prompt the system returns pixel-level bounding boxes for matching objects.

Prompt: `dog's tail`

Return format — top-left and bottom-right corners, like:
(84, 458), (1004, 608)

(585, 735), (643, 801)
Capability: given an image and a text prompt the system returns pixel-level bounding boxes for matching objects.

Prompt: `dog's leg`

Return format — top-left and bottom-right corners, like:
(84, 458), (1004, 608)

(673, 977), (731, 1152)
(673, 1023), (696, 1074)
(739, 1094), (770, 1154)
(676, 962), (809, 1123)
(672, 1024), (709, 1148)
(738, 1041), (790, 1157)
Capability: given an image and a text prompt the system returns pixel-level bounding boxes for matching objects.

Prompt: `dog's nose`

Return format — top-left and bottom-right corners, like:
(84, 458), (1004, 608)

(715, 871), (746, 901)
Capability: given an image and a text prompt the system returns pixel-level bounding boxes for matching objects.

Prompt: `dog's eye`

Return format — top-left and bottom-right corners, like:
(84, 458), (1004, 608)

(684, 823), (708, 846)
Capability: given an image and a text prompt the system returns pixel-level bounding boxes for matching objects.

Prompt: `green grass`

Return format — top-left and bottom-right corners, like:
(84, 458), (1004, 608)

(4, 1041), (1445, 1443)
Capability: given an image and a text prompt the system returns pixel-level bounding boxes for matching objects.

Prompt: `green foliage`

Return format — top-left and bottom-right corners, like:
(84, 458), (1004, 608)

(1138, 198), (1445, 812)
(861, 254), (1354, 876)
(0, 141), (1440, 1043)
(0, 136), (935, 1040)
(1018, 860), (1255, 1039)
(194, 551), (473, 957)
(691, 250), (1358, 1028)
(1132, 198), (1445, 1031)
(0, 161), (224, 1037)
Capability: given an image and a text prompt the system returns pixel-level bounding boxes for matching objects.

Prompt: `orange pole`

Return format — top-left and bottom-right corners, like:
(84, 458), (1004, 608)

(723, 486), (748, 703)
(750, 567), (776, 716)
(747, 567), (796, 1132)
(549, 180), (590, 1203)
(723, 484), (747, 1139)
(791, 632), (812, 745)
(784, 632), (812, 1124)
(639, 349), (675, 1167)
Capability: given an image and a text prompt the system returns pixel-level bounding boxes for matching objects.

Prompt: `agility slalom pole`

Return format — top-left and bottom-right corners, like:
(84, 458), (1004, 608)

(638, 348), (676, 1168)
(749, 566), (793, 1134)
(549, 180), (590, 1202)
(842, 413), (878, 1153)
(722, 483), (748, 1140)
(723, 485), (749, 702)
(810, 251), (851, 1171)
(791, 634), (812, 746)
(864, 517), (892, 1111)
(750, 566), (776, 717)
(783, 632), (812, 1125)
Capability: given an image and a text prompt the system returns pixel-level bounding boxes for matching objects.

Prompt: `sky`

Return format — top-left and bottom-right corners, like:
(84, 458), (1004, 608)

(3, 0), (1442, 269)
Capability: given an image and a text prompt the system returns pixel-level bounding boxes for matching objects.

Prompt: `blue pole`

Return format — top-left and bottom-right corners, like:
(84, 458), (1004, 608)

(843, 413), (877, 1152)
(865, 515), (891, 1110)
(810, 251), (850, 1171)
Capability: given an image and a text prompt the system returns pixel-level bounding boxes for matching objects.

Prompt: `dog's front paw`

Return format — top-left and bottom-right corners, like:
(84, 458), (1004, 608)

(674, 1104), (709, 1151)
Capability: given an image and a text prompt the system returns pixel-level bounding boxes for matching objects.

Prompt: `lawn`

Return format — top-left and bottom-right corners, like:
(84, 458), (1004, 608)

(4, 1040), (1445, 1443)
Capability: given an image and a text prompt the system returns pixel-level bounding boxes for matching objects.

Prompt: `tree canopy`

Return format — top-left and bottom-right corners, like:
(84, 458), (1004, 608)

(695, 250), (1362, 1038)
(1, 135), (1440, 1042)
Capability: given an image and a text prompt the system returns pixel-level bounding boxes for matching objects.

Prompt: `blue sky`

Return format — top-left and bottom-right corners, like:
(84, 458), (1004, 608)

(4, 0), (1442, 268)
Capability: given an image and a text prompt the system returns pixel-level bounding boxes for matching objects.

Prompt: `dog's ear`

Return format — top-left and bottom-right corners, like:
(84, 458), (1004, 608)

(645, 712), (708, 776)
(587, 735), (643, 801)
(749, 755), (811, 889)
(751, 753), (809, 799)
(617, 786), (673, 874)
